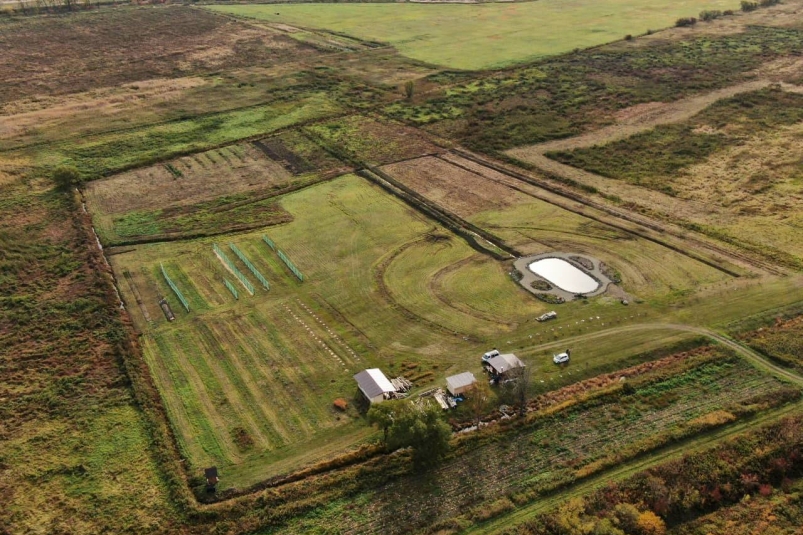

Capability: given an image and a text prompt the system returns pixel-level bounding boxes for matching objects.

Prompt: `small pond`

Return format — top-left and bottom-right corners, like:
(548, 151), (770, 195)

(527, 258), (600, 294)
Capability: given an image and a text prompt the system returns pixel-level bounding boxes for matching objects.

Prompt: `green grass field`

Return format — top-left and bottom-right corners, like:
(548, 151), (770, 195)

(209, 0), (743, 70)
(109, 173), (735, 489)
(110, 170), (802, 491)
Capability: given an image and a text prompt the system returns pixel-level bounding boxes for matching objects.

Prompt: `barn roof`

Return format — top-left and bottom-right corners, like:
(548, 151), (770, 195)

(353, 369), (396, 399)
(446, 372), (477, 392)
(487, 353), (525, 374)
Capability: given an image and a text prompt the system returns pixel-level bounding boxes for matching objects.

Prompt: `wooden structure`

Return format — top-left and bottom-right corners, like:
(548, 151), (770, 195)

(390, 376), (413, 393)
(353, 368), (396, 404)
(446, 371), (477, 397)
(486, 353), (525, 378)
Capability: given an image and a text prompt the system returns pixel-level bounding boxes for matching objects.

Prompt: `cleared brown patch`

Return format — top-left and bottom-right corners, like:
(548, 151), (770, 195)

(0, 77), (208, 142)
(84, 143), (292, 216)
(380, 155), (519, 218)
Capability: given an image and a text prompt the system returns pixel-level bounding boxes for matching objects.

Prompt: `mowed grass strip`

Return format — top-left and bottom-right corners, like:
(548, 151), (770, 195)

(262, 175), (463, 349)
(191, 320), (278, 451)
(383, 236), (503, 338)
(146, 331), (239, 466)
(209, 0), (742, 70)
(154, 260), (209, 312)
(242, 309), (321, 439)
(205, 317), (292, 450)
(435, 254), (547, 323)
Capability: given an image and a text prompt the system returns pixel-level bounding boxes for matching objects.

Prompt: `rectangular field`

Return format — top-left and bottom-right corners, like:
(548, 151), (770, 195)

(209, 0), (743, 70)
(85, 131), (347, 244)
(111, 174), (738, 488)
(380, 154), (730, 301)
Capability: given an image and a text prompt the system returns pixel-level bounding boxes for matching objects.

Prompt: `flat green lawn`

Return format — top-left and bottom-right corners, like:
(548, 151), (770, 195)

(209, 0), (742, 70)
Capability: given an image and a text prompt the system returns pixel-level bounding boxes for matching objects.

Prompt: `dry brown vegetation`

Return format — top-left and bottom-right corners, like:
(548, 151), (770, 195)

(0, 6), (317, 104)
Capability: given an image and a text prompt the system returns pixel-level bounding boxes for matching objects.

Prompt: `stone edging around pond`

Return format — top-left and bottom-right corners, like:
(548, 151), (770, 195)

(513, 252), (614, 302)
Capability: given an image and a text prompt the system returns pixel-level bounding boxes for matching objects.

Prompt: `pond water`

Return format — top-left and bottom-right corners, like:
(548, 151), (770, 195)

(528, 258), (600, 294)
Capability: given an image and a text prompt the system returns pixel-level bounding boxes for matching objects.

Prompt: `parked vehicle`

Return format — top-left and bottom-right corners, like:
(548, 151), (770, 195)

(537, 311), (558, 322)
(482, 349), (500, 362)
(553, 349), (571, 364)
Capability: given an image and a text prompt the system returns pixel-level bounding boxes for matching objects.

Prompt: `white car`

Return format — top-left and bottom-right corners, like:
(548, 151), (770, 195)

(553, 352), (570, 364)
(537, 311), (558, 322)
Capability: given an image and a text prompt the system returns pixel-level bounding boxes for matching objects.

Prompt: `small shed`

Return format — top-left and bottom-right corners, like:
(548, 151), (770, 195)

(204, 466), (219, 491)
(353, 368), (396, 404)
(486, 353), (525, 378)
(446, 372), (477, 397)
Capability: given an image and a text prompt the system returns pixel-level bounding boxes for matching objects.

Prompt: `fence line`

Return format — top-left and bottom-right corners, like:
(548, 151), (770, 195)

(277, 249), (304, 281)
(160, 263), (190, 312)
(262, 235), (276, 251)
(229, 243), (269, 290)
(223, 279), (239, 300)
(213, 243), (255, 295)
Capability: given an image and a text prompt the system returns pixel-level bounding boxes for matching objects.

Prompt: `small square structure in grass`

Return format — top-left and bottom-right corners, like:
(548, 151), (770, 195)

(446, 371), (477, 397)
(354, 368), (396, 404)
(486, 353), (525, 378)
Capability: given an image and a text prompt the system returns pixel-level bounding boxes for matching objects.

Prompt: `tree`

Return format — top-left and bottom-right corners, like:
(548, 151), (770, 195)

(507, 365), (532, 416)
(52, 165), (81, 190)
(387, 400), (451, 469)
(612, 503), (641, 533)
(367, 400), (401, 449)
(635, 511), (666, 535)
(466, 380), (491, 429)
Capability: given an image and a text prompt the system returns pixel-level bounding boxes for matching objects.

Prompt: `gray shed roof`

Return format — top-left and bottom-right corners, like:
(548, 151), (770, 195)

(487, 353), (525, 374)
(353, 369), (396, 399)
(446, 372), (477, 392)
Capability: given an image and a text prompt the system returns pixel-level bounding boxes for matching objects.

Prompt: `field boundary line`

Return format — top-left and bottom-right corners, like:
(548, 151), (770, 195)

(358, 167), (516, 259)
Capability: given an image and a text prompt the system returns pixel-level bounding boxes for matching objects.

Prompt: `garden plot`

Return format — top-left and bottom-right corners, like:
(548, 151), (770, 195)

(83, 130), (351, 245)
(109, 176), (482, 486)
(85, 143), (291, 216)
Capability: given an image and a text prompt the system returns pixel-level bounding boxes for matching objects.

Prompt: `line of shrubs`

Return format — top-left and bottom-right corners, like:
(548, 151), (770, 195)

(677, 0), (781, 27)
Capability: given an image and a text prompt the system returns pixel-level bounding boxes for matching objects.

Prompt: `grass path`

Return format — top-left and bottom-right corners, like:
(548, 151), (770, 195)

(518, 321), (803, 387)
(508, 80), (776, 157)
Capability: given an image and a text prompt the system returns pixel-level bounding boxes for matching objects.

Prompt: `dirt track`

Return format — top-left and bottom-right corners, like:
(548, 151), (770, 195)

(503, 80), (803, 274)
(509, 79), (775, 157)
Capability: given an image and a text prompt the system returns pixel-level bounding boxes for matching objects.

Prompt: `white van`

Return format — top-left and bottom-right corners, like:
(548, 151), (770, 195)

(482, 349), (501, 362)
